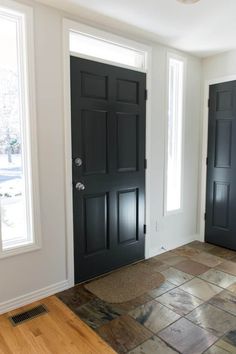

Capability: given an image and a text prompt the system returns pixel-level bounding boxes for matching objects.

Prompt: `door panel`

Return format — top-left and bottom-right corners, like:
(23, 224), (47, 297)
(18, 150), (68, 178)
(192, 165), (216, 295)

(117, 113), (138, 172)
(71, 57), (146, 282)
(82, 110), (108, 175)
(205, 80), (236, 250)
(117, 189), (138, 244)
(83, 193), (109, 255)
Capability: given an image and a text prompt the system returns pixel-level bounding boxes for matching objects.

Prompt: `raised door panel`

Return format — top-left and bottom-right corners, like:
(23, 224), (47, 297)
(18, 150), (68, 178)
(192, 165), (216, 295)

(116, 79), (139, 104)
(81, 72), (108, 100)
(83, 193), (109, 255)
(117, 189), (138, 245)
(116, 113), (138, 172)
(212, 182), (230, 230)
(216, 89), (234, 119)
(82, 109), (108, 175)
(214, 120), (232, 168)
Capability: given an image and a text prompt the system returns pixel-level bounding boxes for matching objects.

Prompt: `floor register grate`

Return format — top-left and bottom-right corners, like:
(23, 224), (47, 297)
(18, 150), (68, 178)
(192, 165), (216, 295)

(8, 304), (48, 326)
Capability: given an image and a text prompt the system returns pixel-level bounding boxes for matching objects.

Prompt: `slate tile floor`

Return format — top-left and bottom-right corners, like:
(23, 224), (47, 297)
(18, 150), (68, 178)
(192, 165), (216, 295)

(57, 242), (236, 353)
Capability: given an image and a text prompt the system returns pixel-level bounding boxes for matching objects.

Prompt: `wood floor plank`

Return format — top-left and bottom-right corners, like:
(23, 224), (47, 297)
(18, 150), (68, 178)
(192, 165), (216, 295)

(0, 296), (116, 354)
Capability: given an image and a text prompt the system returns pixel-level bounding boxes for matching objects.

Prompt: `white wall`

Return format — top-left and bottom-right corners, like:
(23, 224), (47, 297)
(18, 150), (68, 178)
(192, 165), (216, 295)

(147, 46), (202, 256)
(203, 50), (236, 81)
(0, 0), (202, 310)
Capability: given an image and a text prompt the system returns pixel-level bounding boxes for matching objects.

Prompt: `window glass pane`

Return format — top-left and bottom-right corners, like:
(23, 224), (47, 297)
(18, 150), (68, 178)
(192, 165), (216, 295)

(0, 12), (30, 249)
(70, 31), (145, 70)
(166, 57), (184, 212)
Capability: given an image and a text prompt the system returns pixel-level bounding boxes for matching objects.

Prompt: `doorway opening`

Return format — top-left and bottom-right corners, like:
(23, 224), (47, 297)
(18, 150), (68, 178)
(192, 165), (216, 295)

(63, 20), (152, 285)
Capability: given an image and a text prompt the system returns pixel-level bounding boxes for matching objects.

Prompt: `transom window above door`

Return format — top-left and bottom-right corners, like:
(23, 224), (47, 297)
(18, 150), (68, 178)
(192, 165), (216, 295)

(69, 27), (147, 71)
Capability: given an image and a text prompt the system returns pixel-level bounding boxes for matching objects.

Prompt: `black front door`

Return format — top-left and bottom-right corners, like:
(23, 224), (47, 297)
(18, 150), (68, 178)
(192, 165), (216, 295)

(205, 80), (236, 250)
(71, 57), (146, 283)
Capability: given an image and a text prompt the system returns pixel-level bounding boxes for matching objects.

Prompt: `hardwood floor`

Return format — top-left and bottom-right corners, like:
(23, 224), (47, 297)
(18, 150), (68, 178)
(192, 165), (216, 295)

(0, 296), (116, 354)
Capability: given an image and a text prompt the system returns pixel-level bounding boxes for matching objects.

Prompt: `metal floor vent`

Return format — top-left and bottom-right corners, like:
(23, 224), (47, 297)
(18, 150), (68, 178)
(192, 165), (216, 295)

(9, 304), (48, 326)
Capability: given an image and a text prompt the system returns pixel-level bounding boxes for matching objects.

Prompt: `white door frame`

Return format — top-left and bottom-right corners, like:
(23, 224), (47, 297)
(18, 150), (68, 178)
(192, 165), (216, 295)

(63, 19), (152, 287)
(199, 74), (236, 242)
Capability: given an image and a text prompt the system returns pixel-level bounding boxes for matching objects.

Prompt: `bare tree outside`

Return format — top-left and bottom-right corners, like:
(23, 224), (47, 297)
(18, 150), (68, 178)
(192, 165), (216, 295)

(0, 15), (27, 247)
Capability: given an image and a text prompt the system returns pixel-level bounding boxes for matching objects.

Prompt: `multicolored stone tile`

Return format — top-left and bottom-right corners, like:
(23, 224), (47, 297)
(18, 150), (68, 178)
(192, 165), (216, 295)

(161, 267), (193, 286)
(208, 247), (236, 261)
(199, 269), (236, 289)
(191, 251), (223, 267)
(56, 243), (236, 354)
(128, 336), (179, 354)
(148, 281), (176, 298)
(129, 300), (180, 333)
(186, 241), (215, 252)
(222, 330), (236, 348)
(174, 259), (210, 275)
(186, 303), (236, 337)
(156, 252), (188, 266)
(204, 343), (233, 354)
(56, 285), (95, 309)
(97, 315), (152, 353)
(209, 291), (236, 316)
(227, 283), (236, 295)
(115, 294), (153, 312)
(74, 298), (125, 329)
(179, 278), (222, 301)
(172, 245), (201, 258)
(158, 318), (217, 354)
(156, 287), (203, 316)
(213, 336), (236, 354)
(216, 261), (236, 277)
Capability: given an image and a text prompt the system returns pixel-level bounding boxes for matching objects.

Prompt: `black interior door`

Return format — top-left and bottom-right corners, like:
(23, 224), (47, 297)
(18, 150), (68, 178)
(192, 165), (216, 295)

(205, 80), (236, 250)
(71, 57), (146, 283)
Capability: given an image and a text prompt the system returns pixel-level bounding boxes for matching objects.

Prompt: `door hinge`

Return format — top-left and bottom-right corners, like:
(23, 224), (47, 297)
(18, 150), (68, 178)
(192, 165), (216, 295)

(143, 224), (147, 234)
(204, 212), (207, 221)
(145, 89), (148, 101)
(144, 158), (147, 169)
(208, 98), (210, 108)
(206, 157), (208, 165)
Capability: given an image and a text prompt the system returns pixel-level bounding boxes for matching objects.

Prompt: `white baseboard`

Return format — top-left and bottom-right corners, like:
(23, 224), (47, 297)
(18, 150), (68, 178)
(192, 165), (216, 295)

(0, 280), (70, 315)
(148, 234), (200, 259)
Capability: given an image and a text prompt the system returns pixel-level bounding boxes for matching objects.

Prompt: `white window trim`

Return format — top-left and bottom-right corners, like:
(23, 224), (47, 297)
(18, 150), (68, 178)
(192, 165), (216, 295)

(63, 19), (152, 287)
(0, 0), (41, 259)
(164, 51), (186, 216)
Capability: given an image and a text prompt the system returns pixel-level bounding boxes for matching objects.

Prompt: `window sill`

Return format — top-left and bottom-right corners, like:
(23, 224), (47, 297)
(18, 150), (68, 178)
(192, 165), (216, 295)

(0, 243), (41, 260)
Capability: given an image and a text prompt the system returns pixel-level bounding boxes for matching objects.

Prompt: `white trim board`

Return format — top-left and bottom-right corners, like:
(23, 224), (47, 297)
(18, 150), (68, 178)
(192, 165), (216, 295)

(63, 19), (153, 287)
(0, 280), (69, 315)
(199, 74), (236, 241)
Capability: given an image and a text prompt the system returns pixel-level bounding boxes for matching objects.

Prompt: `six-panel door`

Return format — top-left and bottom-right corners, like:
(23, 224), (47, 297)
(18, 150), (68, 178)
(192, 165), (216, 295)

(71, 57), (146, 282)
(205, 80), (236, 250)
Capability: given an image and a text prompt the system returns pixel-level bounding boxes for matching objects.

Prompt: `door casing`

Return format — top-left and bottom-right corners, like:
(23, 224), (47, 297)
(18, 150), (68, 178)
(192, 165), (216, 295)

(200, 75), (236, 243)
(63, 19), (152, 287)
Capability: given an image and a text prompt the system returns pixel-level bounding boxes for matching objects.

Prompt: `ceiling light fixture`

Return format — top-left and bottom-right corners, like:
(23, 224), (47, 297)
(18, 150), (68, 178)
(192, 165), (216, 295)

(177, 0), (200, 4)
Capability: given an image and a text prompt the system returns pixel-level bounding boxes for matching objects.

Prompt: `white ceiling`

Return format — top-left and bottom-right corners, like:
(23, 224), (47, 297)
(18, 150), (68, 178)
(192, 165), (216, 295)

(38, 0), (236, 57)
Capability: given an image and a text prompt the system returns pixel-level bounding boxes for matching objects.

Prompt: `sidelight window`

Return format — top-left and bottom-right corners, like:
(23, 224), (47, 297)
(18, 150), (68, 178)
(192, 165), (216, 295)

(0, 1), (40, 257)
(165, 54), (185, 214)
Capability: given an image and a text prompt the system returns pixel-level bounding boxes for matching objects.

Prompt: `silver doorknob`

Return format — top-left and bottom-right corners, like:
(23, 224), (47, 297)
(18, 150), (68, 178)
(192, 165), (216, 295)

(74, 157), (83, 167)
(75, 182), (85, 191)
